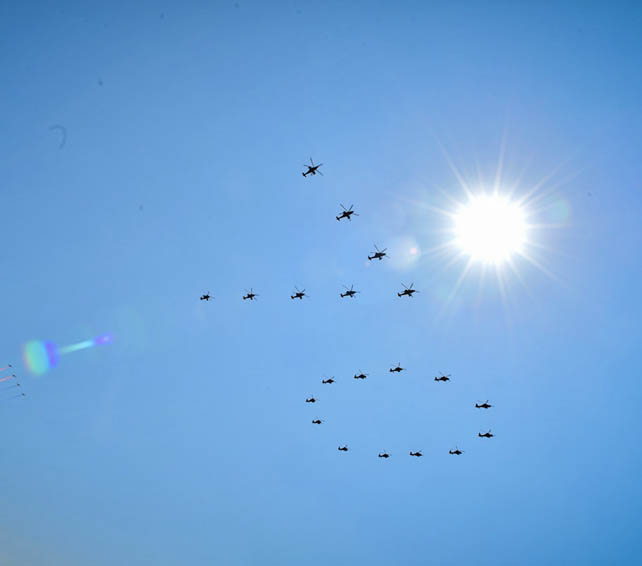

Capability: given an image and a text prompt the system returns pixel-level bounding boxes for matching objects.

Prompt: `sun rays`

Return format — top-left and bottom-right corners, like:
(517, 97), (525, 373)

(381, 141), (574, 322)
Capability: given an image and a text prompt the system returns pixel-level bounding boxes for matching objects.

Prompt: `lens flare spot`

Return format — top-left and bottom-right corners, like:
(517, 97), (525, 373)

(23, 340), (56, 375)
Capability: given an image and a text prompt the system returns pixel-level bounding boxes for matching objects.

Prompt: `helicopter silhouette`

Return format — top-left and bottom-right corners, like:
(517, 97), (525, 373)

(322, 376), (335, 384)
(353, 370), (368, 380)
(389, 363), (405, 373)
(368, 244), (387, 261)
(243, 288), (258, 301)
(302, 157), (323, 177)
(305, 397), (316, 403)
(291, 287), (307, 300)
(378, 451), (390, 459)
(311, 419), (323, 425)
(338, 445), (349, 452)
(434, 373), (451, 382)
(409, 450), (423, 457)
(397, 283), (418, 298)
(340, 284), (359, 298)
(449, 448), (463, 455)
(200, 292), (212, 301)
(475, 401), (492, 409)
(336, 204), (358, 221)
(478, 430), (494, 438)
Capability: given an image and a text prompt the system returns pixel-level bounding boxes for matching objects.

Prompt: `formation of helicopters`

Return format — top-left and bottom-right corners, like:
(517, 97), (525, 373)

(306, 367), (495, 457)
(197, 159), (498, 459)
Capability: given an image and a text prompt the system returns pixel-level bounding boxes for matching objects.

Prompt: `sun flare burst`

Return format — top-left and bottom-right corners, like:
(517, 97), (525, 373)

(454, 194), (527, 264)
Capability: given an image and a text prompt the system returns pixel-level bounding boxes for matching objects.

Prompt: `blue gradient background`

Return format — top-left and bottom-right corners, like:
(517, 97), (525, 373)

(1, 1), (641, 564)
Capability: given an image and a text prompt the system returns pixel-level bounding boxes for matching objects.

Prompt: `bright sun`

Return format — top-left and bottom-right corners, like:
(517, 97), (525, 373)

(454, 195), (527, 264)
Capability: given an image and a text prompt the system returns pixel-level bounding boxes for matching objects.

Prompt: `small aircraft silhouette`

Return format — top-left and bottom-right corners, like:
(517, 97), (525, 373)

(336, 204), (358, 221)
(305, 397), (316, 403)
(338, 445), (349, 452)
(353, 370), (368, 380)
(340, 284), (359, 298)
(378, 451), (390, 459)
(389, 363), (404, 373)
(478, 430), (494, 438)
(434, 373), (451, 382)
(397, 283), (418, 298)
(291, 287), (307, 300)
(368, 244), (387, 261)
(449, 448), (463, 455)
(200, 292), (212, 301)
(311, 419), (323, 424)
(322, 376), (335, 384)
(409, 450), (422, 457)
(243, 288), (259, 301)
(302, 157), (323, 177)
(475, 401), (492, 409)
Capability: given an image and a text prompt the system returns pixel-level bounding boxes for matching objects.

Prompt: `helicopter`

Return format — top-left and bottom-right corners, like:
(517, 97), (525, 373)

(200, 292), (212, 301)
(338, 445), (349, 452)
(409, 450), (423, 457)
(305, 397), (316, 403)
(434, 373), (451, 382)
(302, 157), (323, 177)
(397, 283), (418, 298)
(340, 284), (359, 298)
(291, 287), (307, 300)
(312, 419), (323, 425)
(336, 204), (358, 221)
(449, 448), (463, 455)
(389, 363), (405, 373)
(243, 288), (259, 301)
(353, 370), (368, 380)
(368, 244), (387, 261)
(478, 430), (494, 438)
(475, 401), (492, 409)
(378, 451), (390, 459)
(322, 377), (335, 384)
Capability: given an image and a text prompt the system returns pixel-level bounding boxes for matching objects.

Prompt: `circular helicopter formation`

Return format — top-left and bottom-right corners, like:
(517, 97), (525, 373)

(200, 158), (497, 459)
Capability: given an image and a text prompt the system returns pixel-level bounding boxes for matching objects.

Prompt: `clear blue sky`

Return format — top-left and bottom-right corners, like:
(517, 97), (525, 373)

(2, 1), (642, 564)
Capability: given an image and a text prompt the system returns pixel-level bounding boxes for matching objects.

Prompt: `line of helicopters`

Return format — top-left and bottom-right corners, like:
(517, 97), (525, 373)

(200, 282), (424, 302)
